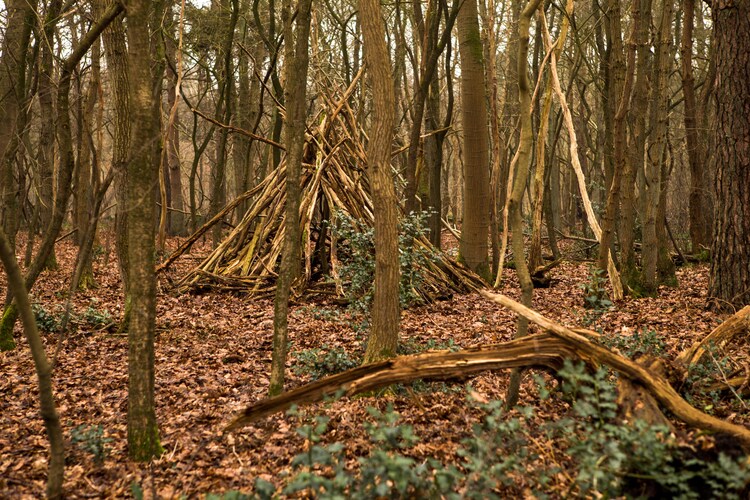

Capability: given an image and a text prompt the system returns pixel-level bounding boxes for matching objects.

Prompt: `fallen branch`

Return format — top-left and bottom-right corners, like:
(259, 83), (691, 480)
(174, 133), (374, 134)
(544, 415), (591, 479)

(226, 292), (750, 452)
(479, 290), (750, 450)
(225, 333), (583, 430)
(675, 305), (750, 373)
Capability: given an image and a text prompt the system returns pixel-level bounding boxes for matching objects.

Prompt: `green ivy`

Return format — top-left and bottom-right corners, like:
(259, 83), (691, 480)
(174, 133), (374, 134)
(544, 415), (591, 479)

(331, 210), (436, 330)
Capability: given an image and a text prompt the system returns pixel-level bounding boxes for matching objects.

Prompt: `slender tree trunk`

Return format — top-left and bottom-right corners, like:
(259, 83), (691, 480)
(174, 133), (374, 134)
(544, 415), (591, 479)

(529, 8), (570, 272)
(210, 0), (239, 248)
(164, 3), (186, 237)
(100, 1), (132, 327)
(709, 0), (750, 310)
(269, 0), (312, 396)
(619, 0), (651, 293)
(505, 0), (543, 408)
(35, 0), (63, 271)
(642, 0), (674, 295)
(597, 0), (627, 274)
(0, 0), (37, 252)
(360, 0), (400, 364)
(125, 0), (164, 461)
(681, 0), (711, 252)
(0, 230), (65, 498)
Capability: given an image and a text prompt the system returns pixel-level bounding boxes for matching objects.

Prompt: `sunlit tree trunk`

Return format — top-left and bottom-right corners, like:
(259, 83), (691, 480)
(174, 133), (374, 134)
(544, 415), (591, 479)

(125, 0), (164, 461)
(360, 0), (400, 364)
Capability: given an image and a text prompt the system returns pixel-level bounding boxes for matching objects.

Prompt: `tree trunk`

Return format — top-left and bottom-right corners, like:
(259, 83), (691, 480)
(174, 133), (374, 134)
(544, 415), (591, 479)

(35, 0), (63, 271)
(597, 0), (627, 274)
(125, 0), (164, 461)
(619, 0), (651, 293)
(269, 0), (313, 396)
(164, 6), (186, 237)
(0, 0), (37, 251)
(360, 0), (400, 364)
(681, 0), (711, 252)
(456, 0), (491, 280)
(642, 0), (674, 295)
(708, 0), (750, 310)
(100, 0), (132, 327)
(504, 0), (543, 407)
(0, 230), (65, 498)
(210, 0), (239, 248)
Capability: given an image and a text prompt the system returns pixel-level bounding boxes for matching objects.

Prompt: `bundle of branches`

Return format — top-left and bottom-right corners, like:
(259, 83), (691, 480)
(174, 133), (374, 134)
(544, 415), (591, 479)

(225, 292), (750, 452)
(174, 80), (483, 301)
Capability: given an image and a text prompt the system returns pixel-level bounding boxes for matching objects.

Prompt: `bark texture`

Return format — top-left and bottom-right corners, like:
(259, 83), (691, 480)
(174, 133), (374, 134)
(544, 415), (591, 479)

(457, 0), (491, 279)
(359, 0), (400, 363)
(269, 0), (313, 396)
(0, 0), (36, 250)
(709, 0), (750, 310)
(125, 0), (163, 461)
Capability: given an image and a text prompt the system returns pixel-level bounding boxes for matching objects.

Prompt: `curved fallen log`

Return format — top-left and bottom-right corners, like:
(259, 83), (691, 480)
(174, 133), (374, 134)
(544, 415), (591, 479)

(225, 292), (750, 451)
(479, 291), (750, 451)
(675, 305), (750, 373)
(225, 334), (584, 430)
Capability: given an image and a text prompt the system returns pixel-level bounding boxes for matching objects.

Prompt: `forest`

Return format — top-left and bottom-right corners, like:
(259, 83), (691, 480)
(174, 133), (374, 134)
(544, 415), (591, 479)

(1, 0), (749, 497)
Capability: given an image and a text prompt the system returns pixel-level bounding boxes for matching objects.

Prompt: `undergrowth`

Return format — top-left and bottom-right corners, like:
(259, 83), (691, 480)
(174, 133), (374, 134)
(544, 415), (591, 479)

(331, 210), (436, 331)
(248, 361), (750, 499)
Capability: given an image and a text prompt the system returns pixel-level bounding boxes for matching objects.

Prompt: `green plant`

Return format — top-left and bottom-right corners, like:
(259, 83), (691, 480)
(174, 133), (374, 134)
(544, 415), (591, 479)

(331, 210), (436, 329)
(282, 405), (458, 499)
(70, 424), (112, 463)
(552, 360), (750, 498)
(276, 365), (750, 498)
(458, 401), (546, 498)
(579, 267), (613, 325)
(600, 328), (665, 358)
(683, 344), (734, 410)
(32, 303), (61, 332)
(292, 345), (361, 380)
(81, 305), (113, 328)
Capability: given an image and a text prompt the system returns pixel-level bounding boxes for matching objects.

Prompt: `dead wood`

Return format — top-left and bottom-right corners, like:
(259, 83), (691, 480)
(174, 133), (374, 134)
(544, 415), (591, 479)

(616, 356), (674, 429)
(675, 305), (750, 374)
(225, 333), (583, 430)
(480, 291), (750, 450)
(176, 81), (485, 301)
(531, 257), (563, 288)
(156, 176), (275, 275)
(225, 292), (750, 451)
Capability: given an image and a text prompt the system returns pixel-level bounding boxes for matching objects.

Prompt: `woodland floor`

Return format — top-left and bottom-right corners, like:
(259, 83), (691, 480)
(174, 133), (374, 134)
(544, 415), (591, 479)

(0, 230), (747, 498)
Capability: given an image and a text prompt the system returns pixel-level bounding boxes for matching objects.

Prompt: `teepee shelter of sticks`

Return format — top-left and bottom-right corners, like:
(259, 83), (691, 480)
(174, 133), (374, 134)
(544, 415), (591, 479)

(175, 79), (484, 301)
